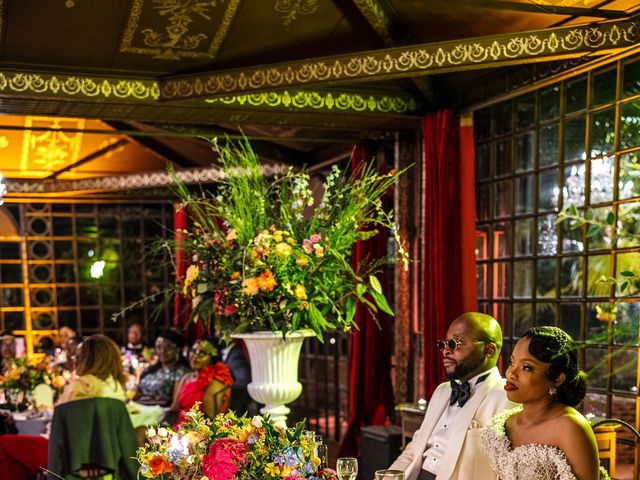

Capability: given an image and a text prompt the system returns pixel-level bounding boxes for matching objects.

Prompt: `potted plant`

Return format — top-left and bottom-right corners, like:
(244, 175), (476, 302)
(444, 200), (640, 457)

(120, 137), (408, 424)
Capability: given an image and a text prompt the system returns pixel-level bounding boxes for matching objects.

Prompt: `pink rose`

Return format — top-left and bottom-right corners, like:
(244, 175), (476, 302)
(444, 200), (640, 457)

(302, 239), (313, 254)
(310, 234), (321, 243)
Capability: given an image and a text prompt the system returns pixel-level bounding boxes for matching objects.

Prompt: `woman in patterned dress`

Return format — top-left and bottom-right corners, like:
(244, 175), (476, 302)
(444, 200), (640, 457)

(480, 326), (608, 480)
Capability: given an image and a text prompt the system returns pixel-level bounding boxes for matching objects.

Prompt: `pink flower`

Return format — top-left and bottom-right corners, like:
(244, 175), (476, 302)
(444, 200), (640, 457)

(201, 439), (247, 480)
(302, 239), (313, 254)
(223, 304), (236, 316)
(309, 234), (321, 243)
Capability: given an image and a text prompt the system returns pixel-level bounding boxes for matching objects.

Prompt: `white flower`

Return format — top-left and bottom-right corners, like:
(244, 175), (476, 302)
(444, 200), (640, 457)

(158, 427), (169, 437)
(146, 427), (156, 437)
(251, 416), (263, 428)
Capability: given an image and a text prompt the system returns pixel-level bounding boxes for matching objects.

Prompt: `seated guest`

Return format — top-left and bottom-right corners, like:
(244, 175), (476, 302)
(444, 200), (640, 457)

(54, 326), (77, 365)
(121, 322), (146, 358)
(170, 337), (233, 425)
(135, 329), (189, 407)
(481, 326), (609, 480)
(56, 335), (79, 374)
(0, 334), (128, 480)
(0, 332), (17, 375)
(388, 312), (516, 480)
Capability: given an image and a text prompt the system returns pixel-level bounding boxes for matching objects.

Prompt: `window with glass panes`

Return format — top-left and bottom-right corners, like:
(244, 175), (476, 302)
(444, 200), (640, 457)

(0, 201), (174, 353)
(474, 52), (640, 447)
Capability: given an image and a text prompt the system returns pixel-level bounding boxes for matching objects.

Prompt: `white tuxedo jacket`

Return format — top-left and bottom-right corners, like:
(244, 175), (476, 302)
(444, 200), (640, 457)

(389, 367), (516, 480)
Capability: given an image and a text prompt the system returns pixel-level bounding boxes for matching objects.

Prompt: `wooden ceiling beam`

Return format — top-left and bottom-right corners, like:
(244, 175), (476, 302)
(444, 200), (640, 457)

(159, 13), (640, 100)
(468, 0), (628, 19)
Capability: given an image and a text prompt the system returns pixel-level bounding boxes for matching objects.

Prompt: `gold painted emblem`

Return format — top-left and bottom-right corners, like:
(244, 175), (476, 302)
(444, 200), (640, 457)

(275, 0), (319, 27)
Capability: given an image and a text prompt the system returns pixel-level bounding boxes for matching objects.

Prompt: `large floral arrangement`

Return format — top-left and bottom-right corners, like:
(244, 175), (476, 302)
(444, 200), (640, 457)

(138, 137), (408, 341)
(138, 404), (338, 480)
(0, 357), (67, 394)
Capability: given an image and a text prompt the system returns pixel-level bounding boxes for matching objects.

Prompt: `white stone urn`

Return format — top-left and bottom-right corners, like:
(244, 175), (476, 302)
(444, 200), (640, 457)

(231, 329), (315, 427)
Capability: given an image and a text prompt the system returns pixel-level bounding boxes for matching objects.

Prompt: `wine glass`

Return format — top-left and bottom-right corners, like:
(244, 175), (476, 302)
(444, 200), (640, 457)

(374, 469), (405, 480)
(336, 457), (358, 480)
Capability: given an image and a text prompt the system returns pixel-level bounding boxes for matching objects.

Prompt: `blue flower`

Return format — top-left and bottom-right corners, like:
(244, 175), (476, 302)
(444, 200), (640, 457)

(304, 461), (314, 473)
(274, 453), (284, 465)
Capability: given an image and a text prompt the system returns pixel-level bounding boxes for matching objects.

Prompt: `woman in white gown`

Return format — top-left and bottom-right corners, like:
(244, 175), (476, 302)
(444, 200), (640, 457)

(480, 326), (609, 480)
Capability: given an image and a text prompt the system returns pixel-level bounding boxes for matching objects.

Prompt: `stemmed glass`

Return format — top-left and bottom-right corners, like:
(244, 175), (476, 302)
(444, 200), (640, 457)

(336, 457), (358, 480)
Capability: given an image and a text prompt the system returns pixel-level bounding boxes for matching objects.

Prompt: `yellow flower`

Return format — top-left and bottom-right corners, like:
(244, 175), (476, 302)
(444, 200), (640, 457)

(294, 284), (307, 300)
(281, 466), (293, 477)
(184, 265), (199, 286)
(313, 244), (324, 257)
(257, 270), (277, 292)
(230, 271), (241, 281)
(265, 463), (279, 476)
(242, 278), (259, 296)
(295, 257), (308, 268)
(273, 233), (283, 243)
(287, 237), (295, 245)
(8, 369), (20, 380)
(225, 229), (237, 241)
(275, 242), (292, 258)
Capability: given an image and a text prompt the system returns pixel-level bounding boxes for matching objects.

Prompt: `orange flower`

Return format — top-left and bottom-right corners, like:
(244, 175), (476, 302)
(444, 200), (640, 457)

(256, 270), (277, 292)
(148, 455), (173, 476)
(242, 278), (259, 296)
(230, 271), (241, 281)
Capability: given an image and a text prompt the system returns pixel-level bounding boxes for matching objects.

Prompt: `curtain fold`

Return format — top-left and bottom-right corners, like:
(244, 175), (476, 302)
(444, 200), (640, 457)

(338, 145), (394, 457)
(422, 110), (477, 397)
(173, 204), (203, 341)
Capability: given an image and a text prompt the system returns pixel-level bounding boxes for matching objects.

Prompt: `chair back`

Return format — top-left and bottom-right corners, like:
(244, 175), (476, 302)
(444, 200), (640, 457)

(47, 397), (138, 480)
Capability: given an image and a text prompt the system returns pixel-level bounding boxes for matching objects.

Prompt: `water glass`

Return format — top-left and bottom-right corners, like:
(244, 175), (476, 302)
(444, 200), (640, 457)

(336, 457), (358, 480)
(375, 469), (405, 480)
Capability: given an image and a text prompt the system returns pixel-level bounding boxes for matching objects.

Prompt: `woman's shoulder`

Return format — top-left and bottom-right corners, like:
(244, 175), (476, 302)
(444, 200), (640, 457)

(199, 362), (233, 388)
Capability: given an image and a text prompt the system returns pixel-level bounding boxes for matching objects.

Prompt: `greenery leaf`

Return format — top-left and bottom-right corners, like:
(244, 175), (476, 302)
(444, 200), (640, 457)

(356, 283), (366, 299)
(586, 224), (601, 238)
(606, 211), (615, 225)
(621, 281), (629, 292)
(569, 204), (578, 217)
(345, 296), (356, 326)
(369, 275), (383, 294)
(620, 270), (636, 277)
(369, 289), (394, 316)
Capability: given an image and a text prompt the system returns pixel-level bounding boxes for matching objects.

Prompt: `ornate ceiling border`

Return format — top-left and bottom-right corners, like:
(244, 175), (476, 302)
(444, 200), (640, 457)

(160, 14), (640, 99)
(0, 72), (159, 101)
(205, 89), (420, 114)
(4, 163), (289, 194)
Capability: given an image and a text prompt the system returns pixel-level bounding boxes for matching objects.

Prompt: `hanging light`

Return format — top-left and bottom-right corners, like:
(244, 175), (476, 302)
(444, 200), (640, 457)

(0, 172), (6, 205)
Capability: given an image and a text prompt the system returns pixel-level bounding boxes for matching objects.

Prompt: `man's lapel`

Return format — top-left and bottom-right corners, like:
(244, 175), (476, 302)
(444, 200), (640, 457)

(436, 367), (500, 479)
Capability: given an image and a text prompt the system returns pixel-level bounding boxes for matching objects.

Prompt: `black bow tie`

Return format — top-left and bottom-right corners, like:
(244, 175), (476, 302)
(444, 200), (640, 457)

(449, 381), (471, 407)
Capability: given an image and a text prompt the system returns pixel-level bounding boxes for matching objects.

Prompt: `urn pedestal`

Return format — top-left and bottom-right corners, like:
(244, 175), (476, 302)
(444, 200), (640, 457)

(231, 330), (314, 427)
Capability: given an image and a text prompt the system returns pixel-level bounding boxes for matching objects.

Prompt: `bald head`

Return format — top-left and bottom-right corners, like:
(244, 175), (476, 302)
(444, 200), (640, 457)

(451, 312), (503, 360)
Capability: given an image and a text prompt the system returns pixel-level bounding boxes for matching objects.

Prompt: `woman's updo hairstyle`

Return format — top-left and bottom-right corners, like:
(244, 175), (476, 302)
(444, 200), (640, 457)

(521, 326), (587, 407)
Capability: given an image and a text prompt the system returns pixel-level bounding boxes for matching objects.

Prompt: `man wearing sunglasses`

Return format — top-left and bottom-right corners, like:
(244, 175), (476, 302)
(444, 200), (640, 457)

(388, 312), (516, 480)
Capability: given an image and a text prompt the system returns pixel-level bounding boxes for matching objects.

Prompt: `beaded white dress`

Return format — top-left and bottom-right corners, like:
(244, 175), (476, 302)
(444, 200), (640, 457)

(480, 407), (610, 480)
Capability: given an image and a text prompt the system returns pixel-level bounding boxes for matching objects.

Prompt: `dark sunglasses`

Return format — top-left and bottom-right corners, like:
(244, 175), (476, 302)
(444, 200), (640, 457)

(437, 338), (486, 352)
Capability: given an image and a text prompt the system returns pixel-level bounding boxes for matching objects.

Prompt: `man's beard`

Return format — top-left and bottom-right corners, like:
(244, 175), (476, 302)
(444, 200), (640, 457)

(445, 349), (484, 380)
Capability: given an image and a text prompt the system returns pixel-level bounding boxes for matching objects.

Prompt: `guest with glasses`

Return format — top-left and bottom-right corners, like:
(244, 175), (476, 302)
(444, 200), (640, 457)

(388, 312), (517, 480)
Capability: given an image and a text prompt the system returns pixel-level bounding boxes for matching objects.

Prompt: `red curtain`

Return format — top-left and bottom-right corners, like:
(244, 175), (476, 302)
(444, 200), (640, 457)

(422, 110), (477, 397)
(338, 144), (394, 457)
(173, 204), (203, 341)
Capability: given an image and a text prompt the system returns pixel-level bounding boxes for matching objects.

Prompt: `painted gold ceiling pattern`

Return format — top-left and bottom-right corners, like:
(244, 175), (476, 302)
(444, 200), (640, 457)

(120, 0), (242, 60)
(274, 0), (319, 27)
(205, 90), (420, 114)
(21, 117), (84, 174)
(351, 0), (394, 45)
(160, 15), (640, 99)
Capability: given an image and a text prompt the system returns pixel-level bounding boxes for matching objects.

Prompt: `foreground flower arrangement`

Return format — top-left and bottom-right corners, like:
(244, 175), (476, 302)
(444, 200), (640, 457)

(131, 137), (409, 341)
(138, 404), (338, 480)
